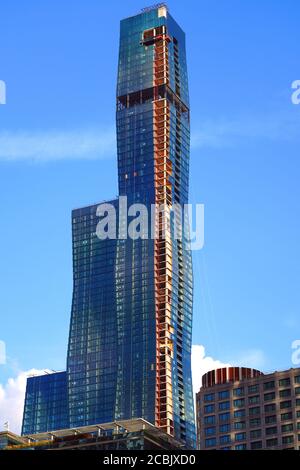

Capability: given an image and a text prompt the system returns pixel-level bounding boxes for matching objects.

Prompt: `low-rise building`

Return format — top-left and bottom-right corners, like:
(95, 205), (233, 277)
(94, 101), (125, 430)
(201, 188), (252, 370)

(196, 367), (300, 450)
(2, 419), (185, 450)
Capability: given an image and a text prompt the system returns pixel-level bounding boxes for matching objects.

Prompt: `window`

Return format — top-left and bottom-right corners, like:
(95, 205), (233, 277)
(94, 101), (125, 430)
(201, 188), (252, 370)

(265, 415), (276, 424)
(280, 400), (292, 409)
(266, 438), (278, 448)
(295, 387), (300, 395)
(219, 401), (230, 411)
(265, 403), (276, 413)
(281, 423), (293, 433)
(297, 410), (300, 418)
(282, 435), (294, 445)
(235, 444), (247, 450)
(250, 429), (261, 439)
(235, 432), (246, 442)
(297, 422), (300, 430)
(280, 389), (291, 398)
(233, 387), (244, 397)
(295, 376), (300, 384)
(250, 418), (261, 427)
(296, 399), (300, 407)
(249, 406), (260, 416)
(204, 393), (215, 402)
(234, 421), (245, 430)
(219, 412), (230, 422)
(264, 381), (275, 390)
(248, 384), (259, 394)
(204, 415), (215, 425)
(249, 395), (260, 404)
(266, 426), (277, 435)
(233, 398), (245, 408)
(219, 424), (230, 433)
(218, 390), (230, 400)
(234, 409), (245, 418)
(220, 435), (231, 444)
(281, 412), (292, 421)
(205, 438), (216, 448)
(264, 392), (275, 401)
(279, 378), (290, 387)
(205, 426), (216, 436)
(251, 441), (262, 450)
(204, 404), (215, 413)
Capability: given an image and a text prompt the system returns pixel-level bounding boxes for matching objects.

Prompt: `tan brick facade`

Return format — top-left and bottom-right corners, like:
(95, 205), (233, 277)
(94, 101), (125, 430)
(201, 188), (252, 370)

(196, 367), (300, 450)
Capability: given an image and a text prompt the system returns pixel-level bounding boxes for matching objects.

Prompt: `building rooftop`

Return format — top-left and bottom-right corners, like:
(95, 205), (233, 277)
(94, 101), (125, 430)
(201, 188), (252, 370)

(3, 418), (185, 450)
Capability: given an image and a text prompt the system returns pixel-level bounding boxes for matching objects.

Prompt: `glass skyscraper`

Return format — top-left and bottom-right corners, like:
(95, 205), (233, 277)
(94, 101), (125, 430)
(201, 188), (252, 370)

(22, 5), (196, 448)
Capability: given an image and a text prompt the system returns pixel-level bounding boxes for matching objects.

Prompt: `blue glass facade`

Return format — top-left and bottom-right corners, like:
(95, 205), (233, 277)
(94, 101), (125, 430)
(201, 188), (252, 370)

(67, 201), (119, 426)
(116, 7), (195, 447)
(67, 203), (157, 426)
(22, 372), (68, 435)
(22, 6), (195, 448)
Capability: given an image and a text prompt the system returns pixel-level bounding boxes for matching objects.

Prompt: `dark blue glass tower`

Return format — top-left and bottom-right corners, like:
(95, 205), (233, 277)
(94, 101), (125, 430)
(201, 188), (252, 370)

(115, 5), (195, 446)
(22, 372), (68, 435)
(22, 5), (196, 448)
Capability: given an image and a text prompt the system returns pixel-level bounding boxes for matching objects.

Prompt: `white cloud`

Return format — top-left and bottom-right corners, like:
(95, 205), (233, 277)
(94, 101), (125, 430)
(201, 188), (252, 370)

(0, 127), (115, 162)
(0, 347), (266, 436)
(192, 344), (230, 396)
(2, 352), (222, 437)
(191, 112), (300, 149)
(0, 369), (50, 434)
(191, 345), (267, 397)
(2, 349), (222, 436)
(228, 348), (267, 370)
(1, 110), (298, 163)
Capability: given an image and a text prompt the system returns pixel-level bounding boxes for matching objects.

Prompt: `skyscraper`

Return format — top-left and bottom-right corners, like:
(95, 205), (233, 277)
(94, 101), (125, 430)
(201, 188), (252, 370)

(22, 4), (196, 448)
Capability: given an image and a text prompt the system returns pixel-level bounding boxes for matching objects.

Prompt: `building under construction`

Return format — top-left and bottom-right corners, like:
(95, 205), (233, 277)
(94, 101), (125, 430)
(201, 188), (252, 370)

(22, 3), (196, 449)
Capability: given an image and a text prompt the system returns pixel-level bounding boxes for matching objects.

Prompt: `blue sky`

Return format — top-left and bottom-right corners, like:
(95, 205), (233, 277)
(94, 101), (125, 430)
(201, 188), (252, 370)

(0, 0), (300, 398)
